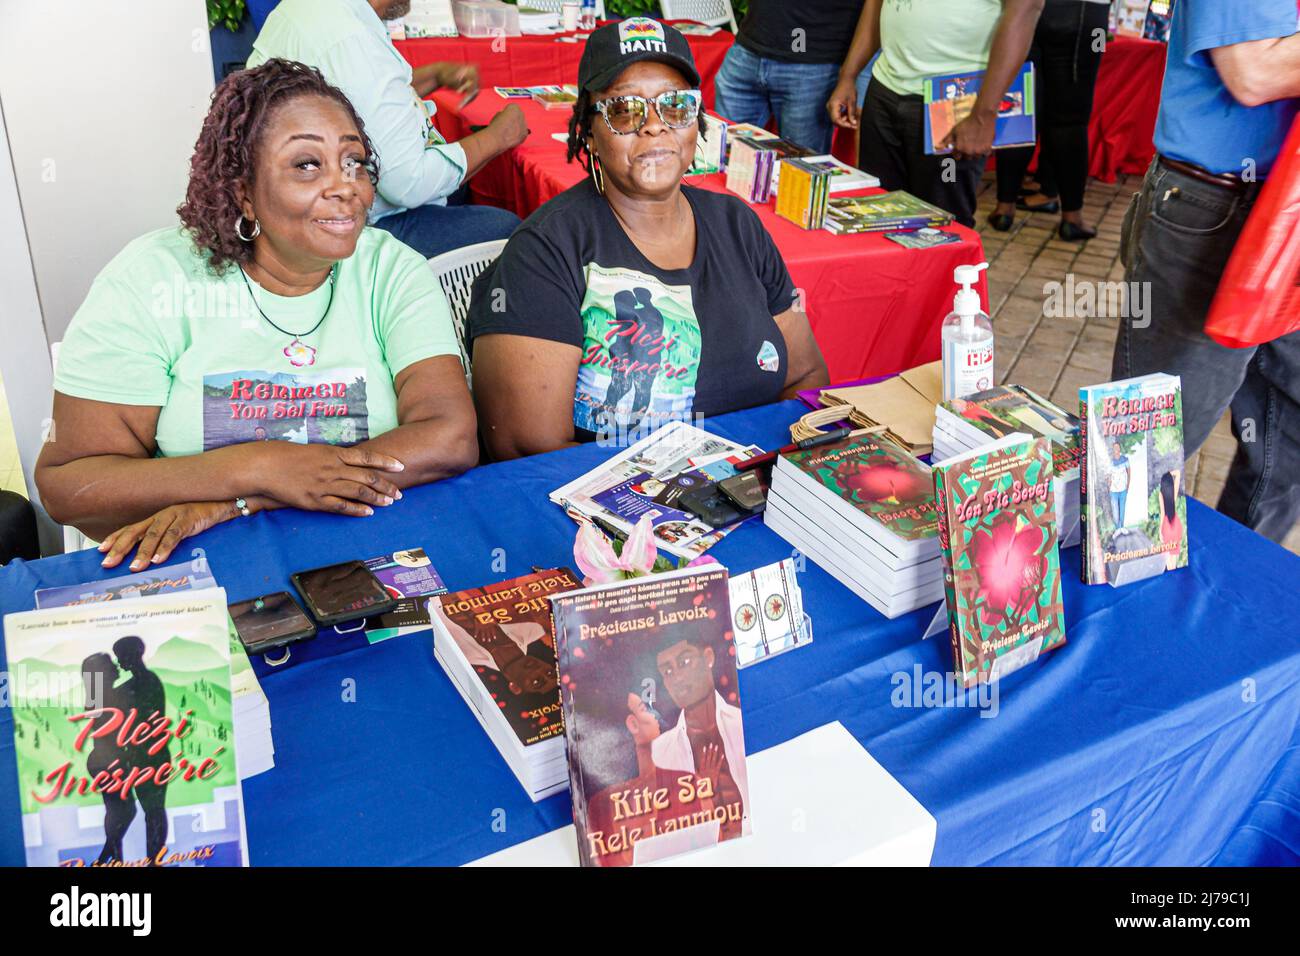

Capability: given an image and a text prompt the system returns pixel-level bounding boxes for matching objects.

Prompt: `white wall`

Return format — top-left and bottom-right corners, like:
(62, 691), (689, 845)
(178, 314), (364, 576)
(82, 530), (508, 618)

(0, 0), (214, 344)
(0, 0), (213, 551)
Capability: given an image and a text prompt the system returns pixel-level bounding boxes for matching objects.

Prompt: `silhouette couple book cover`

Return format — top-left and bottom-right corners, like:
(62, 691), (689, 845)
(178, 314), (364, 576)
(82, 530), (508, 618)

(4, 590), (247, 866)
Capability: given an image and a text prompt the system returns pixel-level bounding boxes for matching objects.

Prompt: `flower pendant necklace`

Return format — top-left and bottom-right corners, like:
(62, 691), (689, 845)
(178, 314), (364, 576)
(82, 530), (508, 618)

(239, 263), (337, 368)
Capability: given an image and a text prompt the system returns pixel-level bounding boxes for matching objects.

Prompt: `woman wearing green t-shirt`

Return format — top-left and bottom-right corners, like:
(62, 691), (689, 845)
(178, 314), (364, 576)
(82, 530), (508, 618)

(36, 60), (478, 570)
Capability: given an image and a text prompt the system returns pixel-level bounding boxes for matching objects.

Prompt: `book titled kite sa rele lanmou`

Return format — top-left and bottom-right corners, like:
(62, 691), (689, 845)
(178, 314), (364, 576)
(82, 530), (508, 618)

(4, 590), (248, 867)
(1079, 373), (1187, 586)
(932, 435), (1066, 687)
(551, 566), (750, 867)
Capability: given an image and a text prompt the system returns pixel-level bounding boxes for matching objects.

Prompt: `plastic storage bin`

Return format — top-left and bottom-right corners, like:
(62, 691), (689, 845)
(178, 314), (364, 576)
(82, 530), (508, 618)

(452, 0), (522, 37)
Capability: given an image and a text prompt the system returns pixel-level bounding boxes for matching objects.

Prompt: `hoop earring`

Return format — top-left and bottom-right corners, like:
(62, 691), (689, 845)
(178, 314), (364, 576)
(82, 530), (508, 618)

(236, 214), (261, 242)
(590, 153), (606, 196)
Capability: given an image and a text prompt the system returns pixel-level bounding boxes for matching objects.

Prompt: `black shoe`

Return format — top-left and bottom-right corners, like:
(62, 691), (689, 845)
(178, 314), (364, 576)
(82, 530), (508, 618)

(986, 212), (1015, 232)
(1059, 221), (1098, 242)
(1017, 196), (1060, 214)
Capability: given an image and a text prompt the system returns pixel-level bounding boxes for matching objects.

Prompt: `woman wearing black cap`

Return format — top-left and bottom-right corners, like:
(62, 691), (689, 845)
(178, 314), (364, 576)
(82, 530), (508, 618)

(465, 19), (829, 459)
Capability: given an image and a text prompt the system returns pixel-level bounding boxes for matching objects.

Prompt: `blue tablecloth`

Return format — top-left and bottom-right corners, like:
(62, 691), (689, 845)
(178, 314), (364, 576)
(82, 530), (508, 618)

(3, 402), (1299, 866)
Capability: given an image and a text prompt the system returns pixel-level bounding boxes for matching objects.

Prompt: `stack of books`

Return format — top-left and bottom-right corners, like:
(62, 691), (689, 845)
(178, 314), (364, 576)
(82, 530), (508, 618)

(764, 434), (943, 618)
(725, 136), (812, 203)
(531, 84), (578, 110)
(932, 385), (1082, 547)
(689, 113), (729, 174)
(774, 157), (833, 229)
(802, 155), (880, 193)
(430, 568), (582, 801)
(822, 191), (954, 234)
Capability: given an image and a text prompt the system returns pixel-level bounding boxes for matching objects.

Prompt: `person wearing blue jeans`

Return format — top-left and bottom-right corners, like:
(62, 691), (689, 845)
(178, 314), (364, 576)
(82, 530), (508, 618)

(714, 1), (866, 153)
(372, 196), (521, 259)
(1111, 0), (1300, 544)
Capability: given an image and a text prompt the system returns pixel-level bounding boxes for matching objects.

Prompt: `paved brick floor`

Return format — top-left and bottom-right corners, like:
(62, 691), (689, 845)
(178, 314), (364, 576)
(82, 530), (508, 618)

(973, 172), (1300, 555)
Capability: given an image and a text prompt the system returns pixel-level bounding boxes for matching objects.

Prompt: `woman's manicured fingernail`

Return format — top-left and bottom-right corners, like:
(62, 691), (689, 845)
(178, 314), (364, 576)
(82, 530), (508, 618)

(382, 496), (394, 506)
(364, 507), (374, 516)
(395, 490), (403, 500)
(152, 555), (164, 563)
(130, 560), (143, 571)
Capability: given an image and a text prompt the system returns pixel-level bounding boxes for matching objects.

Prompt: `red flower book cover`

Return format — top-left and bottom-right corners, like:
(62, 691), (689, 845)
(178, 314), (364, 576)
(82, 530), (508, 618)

(783, 434), (938, 541)
(551, 568), (749, 867)
(933, 437), (1066, 687)
(431, 569), (581, 747)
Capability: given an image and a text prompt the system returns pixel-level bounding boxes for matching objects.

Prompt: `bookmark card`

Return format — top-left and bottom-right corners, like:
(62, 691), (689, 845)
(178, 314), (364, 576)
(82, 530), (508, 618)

(729, 559), (811, 667)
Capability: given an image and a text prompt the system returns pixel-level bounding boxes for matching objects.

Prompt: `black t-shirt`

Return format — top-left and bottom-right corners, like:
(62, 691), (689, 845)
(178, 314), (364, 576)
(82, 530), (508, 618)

(737, 0), (866, 65)
(466, 179), (796, 443)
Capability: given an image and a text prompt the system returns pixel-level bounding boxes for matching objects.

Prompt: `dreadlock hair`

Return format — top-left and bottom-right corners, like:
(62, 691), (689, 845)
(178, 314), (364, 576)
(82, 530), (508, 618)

(565, 88), (709, 179)
(177, 58), (380, 273)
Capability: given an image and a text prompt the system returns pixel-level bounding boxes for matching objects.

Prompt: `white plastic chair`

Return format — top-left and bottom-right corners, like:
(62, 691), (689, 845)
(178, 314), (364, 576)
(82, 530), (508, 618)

(426, 239), (508, 387)
(659, 0), (737, 33)
(518, 0), (607, 18)
(48, 341), (97, 554)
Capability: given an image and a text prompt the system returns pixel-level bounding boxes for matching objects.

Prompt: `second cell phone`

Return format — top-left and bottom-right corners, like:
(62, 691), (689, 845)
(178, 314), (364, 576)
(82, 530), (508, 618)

(290, 560), (397, 627)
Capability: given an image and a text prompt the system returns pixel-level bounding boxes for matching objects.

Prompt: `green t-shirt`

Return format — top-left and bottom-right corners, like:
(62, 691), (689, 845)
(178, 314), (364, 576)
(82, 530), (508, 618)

(54, 226), (460, 458)
(873, 0), (1003, 97)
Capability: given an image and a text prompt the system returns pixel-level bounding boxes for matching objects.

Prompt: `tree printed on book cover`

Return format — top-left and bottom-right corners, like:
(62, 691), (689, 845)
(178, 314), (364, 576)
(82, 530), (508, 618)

(5, 592), (244, 867)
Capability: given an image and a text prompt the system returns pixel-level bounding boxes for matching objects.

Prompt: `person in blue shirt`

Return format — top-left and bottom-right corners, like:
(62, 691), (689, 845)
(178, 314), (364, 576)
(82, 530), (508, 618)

(249, 0), (527, 258)
(1111, 0), (1300, 544)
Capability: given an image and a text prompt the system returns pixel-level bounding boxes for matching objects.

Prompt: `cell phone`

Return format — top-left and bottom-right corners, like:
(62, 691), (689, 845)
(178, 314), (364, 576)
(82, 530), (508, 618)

(228, 592), (317, 655)
(290, 560), (398, 627)
(718, 470), (769, 514)
(679, 484), (745, 528)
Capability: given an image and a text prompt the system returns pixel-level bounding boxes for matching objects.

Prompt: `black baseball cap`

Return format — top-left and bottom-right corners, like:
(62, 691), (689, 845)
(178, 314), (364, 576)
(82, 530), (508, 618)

(577, 18), (701, 94)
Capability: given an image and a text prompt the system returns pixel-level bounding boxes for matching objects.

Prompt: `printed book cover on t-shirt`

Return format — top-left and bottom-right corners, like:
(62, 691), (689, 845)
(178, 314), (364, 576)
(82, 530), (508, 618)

(3, 590), (246, 867)
(1080, 373), (1187, 585)
(779, 434), (940, 544)
(933, 437), (1065, 687)
(431, 568), (581, 747)
(551, 567), (749, 867)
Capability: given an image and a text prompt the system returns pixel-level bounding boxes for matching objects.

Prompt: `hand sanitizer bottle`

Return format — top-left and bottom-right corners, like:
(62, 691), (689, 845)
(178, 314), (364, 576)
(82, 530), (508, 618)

(941, 262), (994, 401)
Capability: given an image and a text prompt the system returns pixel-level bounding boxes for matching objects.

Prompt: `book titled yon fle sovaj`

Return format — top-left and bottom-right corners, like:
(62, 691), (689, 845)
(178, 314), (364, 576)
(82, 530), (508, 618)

(551, 566), (750, 867)
(932, 435), (1066, 687)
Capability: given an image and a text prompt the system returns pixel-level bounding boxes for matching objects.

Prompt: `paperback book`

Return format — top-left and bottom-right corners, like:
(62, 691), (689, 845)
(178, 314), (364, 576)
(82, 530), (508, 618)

(551, 566), (749, 866)
(689, 113), (729, 175)
(924, 63), (1036, 155)
(4, 590), (248, 866)
(531, 84), (579, 110)
(765, 433), (943, 617)
(935, 384), (1082, 547)
(430, 568), (582, 799)
(1080, 373), (1187, 586)
(932, 435), (1066, 687)
(774, 158), (833, 229)
(822, 191), (954, 234)
(35, 561), (274, 779)
(348, 547), (447, 644)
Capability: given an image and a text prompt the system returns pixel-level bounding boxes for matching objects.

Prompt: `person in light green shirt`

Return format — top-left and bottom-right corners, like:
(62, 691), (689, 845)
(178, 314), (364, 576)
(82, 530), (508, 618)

(248, 0), (528, 258)
(37, 60), (478, 571)
(826, 0), (1045, 226)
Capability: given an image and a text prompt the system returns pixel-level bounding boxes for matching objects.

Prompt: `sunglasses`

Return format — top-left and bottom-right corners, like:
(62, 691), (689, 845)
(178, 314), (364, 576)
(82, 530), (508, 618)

(591, 89), (703, 135)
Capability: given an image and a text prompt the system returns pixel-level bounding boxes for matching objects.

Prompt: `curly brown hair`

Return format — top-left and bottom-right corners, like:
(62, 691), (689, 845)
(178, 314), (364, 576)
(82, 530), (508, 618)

(177, 59), (380, 273)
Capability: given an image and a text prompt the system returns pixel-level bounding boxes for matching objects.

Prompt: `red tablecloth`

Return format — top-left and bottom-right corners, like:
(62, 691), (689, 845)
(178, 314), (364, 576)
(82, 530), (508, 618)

(1089, 35), (1165, 182)
(430, 91), (988, 382)
(396, 23), (734, 108)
